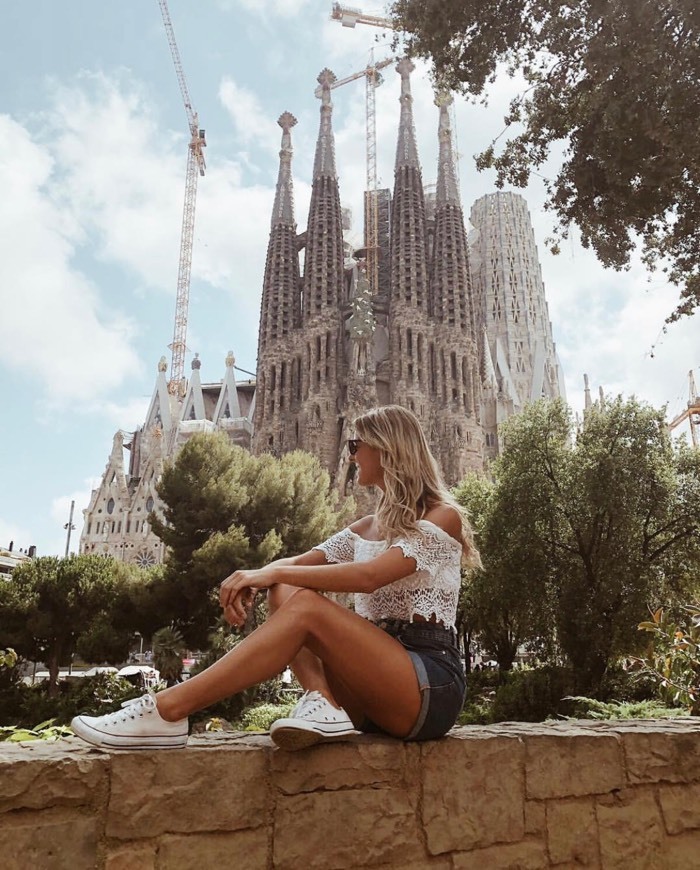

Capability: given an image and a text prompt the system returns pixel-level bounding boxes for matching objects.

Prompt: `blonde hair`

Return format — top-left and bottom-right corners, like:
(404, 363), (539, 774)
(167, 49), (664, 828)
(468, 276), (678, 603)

(354, 405), (481, 568)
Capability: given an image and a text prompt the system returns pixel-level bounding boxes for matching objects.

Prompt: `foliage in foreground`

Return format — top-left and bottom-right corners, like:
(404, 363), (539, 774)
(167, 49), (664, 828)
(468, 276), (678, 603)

(632, 604), (700, 714)
(392, 0), (700, 322)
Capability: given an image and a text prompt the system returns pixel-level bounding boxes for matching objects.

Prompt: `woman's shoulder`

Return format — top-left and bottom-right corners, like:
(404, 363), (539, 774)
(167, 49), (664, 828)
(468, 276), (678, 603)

(421, 504), (463, 544)
(348, 514), (375, 536)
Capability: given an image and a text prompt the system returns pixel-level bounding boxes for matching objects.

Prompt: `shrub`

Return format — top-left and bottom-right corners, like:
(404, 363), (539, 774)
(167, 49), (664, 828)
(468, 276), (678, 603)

(490, 666), (575, 722)
(561, 697), (690, 720)
(631, 604), (700, 714)
(240, 702), (296, 732)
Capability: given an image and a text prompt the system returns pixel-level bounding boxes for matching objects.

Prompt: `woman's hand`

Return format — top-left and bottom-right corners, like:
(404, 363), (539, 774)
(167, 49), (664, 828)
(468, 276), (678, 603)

(219, 566), (279, 614)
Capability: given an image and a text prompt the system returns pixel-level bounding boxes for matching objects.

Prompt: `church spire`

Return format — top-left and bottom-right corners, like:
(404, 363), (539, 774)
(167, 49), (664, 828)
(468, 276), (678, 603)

(257, 112), (301, 355)
(313, 68), (338, 180)
(272, 111), (297, 227)
(390, 58), (429, 314)
(302, 69), (344, 321)
(395, 57), (420, 170)
(435, 94), (460, 207)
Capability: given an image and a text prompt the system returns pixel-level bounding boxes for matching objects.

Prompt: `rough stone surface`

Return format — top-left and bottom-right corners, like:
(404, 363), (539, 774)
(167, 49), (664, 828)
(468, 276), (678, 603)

(104, 842), (157, 870)
(596, 788), (664, 869)
(157, 830), (270, 870)
(273, 787), (423, 869)
(620, 725), (700, 784)
(107, 743), (269, 839)
(526, 731), (623, 799)
(0, 807), (98, 870)
(422, 731), (525, 854)
(2, 723), (700, 868)
(0, 741), (108, 812)
(546, 796), (599, 866)
(452, 838), (549, 869)
(271, 736), (416, 795)
(658, 781), (700, 834)
(524, 800), (545, 836)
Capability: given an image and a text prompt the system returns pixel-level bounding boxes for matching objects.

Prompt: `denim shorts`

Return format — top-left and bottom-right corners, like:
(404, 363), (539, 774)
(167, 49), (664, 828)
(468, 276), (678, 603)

(360, 618), (466, 741)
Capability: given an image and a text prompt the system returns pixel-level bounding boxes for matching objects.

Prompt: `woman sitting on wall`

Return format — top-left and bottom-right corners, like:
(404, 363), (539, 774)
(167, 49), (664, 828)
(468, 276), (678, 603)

(71, 405), (480, 751)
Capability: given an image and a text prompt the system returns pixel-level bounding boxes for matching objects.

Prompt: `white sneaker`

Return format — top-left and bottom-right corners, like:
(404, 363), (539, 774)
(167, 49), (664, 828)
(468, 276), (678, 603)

(270, 690), (359, 751)
(71, 693), (188, 750)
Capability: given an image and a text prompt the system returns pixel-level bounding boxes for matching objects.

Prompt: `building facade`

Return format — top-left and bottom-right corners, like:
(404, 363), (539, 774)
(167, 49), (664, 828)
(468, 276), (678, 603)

(80, 62), (564, 565)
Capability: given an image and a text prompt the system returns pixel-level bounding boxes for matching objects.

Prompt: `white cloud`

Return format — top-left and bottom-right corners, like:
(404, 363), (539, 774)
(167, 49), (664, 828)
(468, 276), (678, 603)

(0, 113), (141, 404)
(50, 483), (96, 557)
(218, 77), (282, 156)
(0, 518), (33, 554)
(217, 0), (315, 19)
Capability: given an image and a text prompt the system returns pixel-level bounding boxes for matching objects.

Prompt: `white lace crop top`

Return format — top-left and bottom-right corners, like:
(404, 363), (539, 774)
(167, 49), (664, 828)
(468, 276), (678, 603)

(313, 520), (463, 630)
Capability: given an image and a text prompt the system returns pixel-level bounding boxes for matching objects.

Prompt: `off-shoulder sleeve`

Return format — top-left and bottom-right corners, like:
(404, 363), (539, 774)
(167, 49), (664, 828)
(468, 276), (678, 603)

(312, 528), (356, 564)
(388, 528), (456, 576)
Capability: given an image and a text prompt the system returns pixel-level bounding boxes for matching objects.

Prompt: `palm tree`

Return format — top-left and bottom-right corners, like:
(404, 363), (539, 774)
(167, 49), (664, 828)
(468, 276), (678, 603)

(152, 626), (185, 686)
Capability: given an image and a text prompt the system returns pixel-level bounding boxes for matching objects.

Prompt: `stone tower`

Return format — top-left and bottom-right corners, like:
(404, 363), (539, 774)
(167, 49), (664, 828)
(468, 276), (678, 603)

(428, 94), (483, 481)
(470, 191), (565, 459)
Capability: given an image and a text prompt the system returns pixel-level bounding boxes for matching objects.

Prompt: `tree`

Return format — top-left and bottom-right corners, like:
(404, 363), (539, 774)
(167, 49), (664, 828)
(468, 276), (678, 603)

(152, 626), (186, 686)
(391, 0), (700, 322)
(149, 433), (352, 647)
(454, 469), (555, 671)
(0, 555), (134, 696)
(482, 397), (700, 690)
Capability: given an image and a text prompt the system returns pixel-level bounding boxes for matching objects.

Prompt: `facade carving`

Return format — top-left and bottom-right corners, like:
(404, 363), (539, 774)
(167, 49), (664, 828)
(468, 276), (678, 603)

(79, 353), (254, 565)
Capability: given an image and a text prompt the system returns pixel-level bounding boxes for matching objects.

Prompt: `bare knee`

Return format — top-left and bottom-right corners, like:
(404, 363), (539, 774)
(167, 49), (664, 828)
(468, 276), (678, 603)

(267, 583), (304, 613)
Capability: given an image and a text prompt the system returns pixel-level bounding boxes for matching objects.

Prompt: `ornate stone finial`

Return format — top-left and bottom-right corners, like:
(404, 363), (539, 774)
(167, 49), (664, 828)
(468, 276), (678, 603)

(397, 57), (415, 82)
(278, 112), (298, 132)
(317, 68), (337, 107)
(434, 90), (454, 109)
(191, 353), (201, 371)
(225, 351), (236, 368)
(158, 356), (168, 373)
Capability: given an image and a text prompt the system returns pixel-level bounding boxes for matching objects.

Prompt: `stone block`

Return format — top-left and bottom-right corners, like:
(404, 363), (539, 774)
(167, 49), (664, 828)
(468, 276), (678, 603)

(422, 732), (525, 854)
(524, 800), (545, 836)
(525, 731), (623, 799)
(658, 781), (700, 834)
(620, 728), (700, 784)
(273, 786), (423, 869)
(106, 744), (269, 839)
(105, 842), (157, 870)
(452, 838), (548, 869)
(0, 741), (108, 813)
(0, 807), (98, 870)
(596, 787), (664, 869)
(157, 829), (269, 870)
(271, 736), (416, 795)
(546, 796), (598, 866)
(664, 830), (700, 864)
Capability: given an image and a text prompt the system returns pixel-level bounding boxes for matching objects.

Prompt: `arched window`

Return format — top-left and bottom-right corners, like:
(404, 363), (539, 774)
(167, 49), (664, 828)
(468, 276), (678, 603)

(107, 498), (115, 515)
(146, 497), (154, 513)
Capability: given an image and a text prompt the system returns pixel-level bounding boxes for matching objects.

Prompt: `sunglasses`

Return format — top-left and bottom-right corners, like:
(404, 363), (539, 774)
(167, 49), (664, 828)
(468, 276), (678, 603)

(347, 439), (362, 455)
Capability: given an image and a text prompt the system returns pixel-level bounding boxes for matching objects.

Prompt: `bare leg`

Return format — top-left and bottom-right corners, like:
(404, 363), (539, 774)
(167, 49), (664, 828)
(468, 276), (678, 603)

(266, 584), (335, 699)
(156, 589), (421, 738)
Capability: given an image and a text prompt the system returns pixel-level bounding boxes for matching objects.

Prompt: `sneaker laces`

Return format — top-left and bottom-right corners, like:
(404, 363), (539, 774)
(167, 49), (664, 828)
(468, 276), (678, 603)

(291, 690), (336, 720)
(103, 693), (157, 725)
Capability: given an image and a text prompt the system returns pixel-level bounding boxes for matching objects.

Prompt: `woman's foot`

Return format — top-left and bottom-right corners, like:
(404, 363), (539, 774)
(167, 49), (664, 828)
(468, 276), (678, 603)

(71, 693), (188, 750)
(270, 690), (359, 751)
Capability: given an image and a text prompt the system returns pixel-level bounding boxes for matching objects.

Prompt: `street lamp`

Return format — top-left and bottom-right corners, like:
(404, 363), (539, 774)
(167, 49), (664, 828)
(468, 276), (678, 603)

(63, 500), (76, 557)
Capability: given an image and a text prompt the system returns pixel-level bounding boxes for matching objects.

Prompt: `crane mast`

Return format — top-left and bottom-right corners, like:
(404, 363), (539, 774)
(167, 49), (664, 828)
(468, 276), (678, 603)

(157, 0), (206, 396)
(668, 370), (700, 447)
(331, 2), (393, 28)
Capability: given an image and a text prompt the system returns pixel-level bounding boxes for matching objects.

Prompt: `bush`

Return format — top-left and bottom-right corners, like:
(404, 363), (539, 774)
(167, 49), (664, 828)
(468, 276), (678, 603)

(490, 666), (575, 722)
(240, 702), (296, 731)
(562, 697), (690, 720)
(0, 673), (140, 729)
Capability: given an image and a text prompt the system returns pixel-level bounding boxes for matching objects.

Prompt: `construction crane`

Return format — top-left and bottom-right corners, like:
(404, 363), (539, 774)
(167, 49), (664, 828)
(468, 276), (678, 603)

(157, 0), (206, 397)
(668, 370), (700, 447)
(331, 2), (393, 28)
(316, 53), (393, 293)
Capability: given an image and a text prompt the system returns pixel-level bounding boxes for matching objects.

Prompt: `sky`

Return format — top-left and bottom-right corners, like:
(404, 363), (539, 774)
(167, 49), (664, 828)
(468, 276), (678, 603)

(1, 0), (697, 559)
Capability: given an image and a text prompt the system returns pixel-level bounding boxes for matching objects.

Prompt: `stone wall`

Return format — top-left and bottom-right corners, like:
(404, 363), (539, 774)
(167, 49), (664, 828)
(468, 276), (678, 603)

(1, 720), (699, 869)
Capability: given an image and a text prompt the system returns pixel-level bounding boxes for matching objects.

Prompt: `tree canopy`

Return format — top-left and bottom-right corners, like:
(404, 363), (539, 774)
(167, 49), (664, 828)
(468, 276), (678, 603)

(0, 555), (136, 696)
(456, 396), (700, 689)
(391, 0), (700, 322)
(149, 433), (352, 646)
